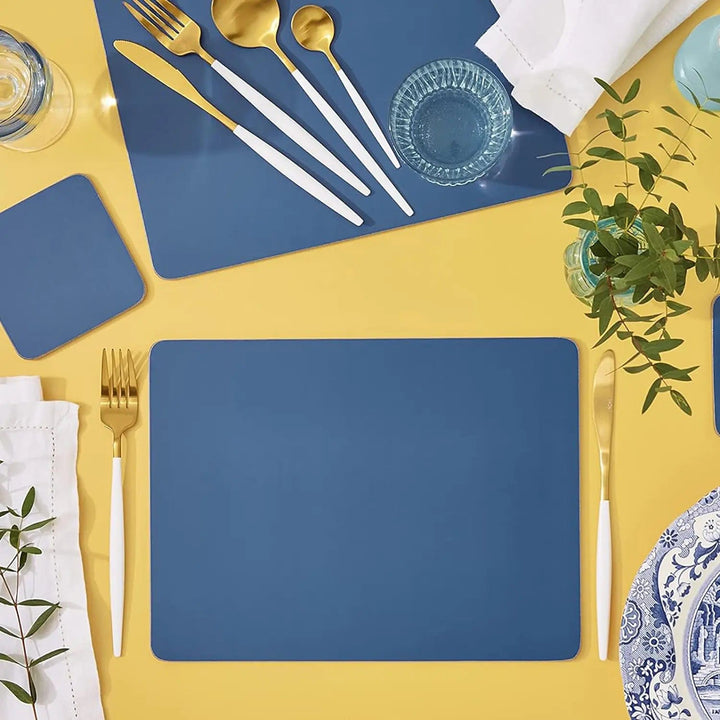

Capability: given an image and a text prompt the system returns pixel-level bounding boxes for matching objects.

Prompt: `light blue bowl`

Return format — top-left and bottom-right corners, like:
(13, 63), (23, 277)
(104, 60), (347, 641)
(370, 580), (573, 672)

(674, 15), (720, 111)
(389, 58), (513, 186)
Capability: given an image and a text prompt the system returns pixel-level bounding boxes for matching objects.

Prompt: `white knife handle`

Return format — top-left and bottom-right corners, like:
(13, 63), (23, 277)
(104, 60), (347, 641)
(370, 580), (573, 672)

(337, 68), (400, 169)
(232, 124), (363, 226)
(291, 68), (414, 217)
(211, 60), (370, 197)
(596, 499), (611, 661)
(110, 456), (124, 658)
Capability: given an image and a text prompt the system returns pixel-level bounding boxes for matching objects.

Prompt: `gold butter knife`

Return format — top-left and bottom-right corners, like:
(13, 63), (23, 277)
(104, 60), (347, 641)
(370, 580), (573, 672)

(112, 41), (363, 226)
(593, 349), (615, 662)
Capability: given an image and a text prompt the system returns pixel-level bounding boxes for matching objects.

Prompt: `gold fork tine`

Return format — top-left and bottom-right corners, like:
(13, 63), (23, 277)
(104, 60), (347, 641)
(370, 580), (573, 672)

(124, 2), (177, 45)
(101, 348), (110, 401)
(151, 0), (194, 27)
(122, 350), (130, 408)
(138, 0), (184, 33)
(127, 350), (138, 400)
(111, 349), (118, 408)
(118, 350), (126, 408)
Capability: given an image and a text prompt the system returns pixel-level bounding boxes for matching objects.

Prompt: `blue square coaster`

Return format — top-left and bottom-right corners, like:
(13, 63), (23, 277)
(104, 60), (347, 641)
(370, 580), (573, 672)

(0, 175), (145, 359)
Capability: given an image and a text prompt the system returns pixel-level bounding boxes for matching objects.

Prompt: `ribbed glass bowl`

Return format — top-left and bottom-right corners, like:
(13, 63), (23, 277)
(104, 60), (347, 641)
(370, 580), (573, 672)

(389, 58), (513, 186)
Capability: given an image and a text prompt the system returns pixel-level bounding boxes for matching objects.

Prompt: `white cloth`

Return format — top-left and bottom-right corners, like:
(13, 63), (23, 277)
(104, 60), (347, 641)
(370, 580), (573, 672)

(0, 378), (104, 720)
(476, 0), (709, 135)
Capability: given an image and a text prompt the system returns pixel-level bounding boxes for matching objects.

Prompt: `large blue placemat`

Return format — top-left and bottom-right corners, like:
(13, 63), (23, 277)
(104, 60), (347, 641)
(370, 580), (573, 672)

(0, 175), (144, 359)
(94, 0), (570, 279)
(150, 338), (580, 661)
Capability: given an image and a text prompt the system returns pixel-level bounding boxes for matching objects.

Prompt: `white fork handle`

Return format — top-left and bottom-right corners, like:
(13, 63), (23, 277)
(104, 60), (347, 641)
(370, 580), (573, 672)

(211, 60), (370, 197)
(336, 68), (400, 169)
(596, 499), (611, 661)
(110, 456), (125, 658)
(291, 68), (414, 216)
(232, 124), (363, 226)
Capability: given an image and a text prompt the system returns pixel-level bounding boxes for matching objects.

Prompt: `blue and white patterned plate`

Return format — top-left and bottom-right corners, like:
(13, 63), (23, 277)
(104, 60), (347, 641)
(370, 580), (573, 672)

(621, 487), (720, 720)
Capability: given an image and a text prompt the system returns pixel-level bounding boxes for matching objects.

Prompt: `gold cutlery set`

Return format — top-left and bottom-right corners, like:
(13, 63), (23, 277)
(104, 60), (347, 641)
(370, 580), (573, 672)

(118, 0), (412, 223)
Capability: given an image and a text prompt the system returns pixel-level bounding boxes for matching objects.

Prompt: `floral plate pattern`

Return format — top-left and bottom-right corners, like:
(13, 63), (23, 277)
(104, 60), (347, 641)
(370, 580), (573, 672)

(621, 487), (720, 720)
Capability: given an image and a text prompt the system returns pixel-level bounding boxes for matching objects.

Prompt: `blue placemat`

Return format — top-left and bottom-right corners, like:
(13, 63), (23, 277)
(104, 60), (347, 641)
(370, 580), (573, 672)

(94, 0), (570, 279)
(150, 338), (580, 661)
(713, 297), (720, 433)
(0, 175), (144, 359)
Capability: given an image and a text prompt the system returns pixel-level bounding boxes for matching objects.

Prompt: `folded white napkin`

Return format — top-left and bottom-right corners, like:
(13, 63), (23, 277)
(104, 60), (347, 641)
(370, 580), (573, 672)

(476, 0), (708, 135)
(0, 378), (104, 720)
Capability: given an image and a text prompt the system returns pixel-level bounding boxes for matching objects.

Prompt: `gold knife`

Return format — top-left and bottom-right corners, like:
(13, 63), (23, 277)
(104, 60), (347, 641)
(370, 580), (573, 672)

(593, 349), (615, 662)
(112, 41), (363, 227)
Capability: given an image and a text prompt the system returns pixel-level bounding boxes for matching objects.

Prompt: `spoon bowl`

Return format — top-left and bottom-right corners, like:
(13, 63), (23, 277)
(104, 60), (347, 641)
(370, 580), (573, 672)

(291, 5), (336, 60)
(211, 0), (281, 51)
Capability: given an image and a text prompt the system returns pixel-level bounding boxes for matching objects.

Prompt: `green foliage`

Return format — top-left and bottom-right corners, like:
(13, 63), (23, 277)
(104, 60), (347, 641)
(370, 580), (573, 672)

(545, 78), (720, 415)
(0, 486), (68, 717)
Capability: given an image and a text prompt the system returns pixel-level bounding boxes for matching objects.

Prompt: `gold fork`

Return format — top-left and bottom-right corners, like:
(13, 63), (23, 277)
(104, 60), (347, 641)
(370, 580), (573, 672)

(100, 349), (138, 658)
(123, 0), (369, 195)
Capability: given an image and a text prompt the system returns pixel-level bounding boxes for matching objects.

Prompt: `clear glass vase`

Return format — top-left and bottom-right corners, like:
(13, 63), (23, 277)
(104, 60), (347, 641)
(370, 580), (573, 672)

(563, 217), (646, 306)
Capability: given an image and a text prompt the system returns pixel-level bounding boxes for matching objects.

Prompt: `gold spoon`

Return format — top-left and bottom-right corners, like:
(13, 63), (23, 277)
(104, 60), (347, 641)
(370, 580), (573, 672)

(211, 0), (413, 216)
(292, 5), (400, 169)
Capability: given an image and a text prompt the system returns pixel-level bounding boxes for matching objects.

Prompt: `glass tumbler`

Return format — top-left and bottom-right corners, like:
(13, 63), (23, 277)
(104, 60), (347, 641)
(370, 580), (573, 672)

(0, 28), (73, 152)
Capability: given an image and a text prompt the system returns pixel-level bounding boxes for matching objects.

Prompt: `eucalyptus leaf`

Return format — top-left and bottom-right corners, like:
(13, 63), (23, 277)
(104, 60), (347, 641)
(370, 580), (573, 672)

(661, 105), (687, 121)
(594, 321), (622, 347)
(594, 77), (622, 102)
(645, 338), (683, 353)
(642, 378), (662, 413)
(0, 654), (20, 665)
(543, 165), (577, 176)
(562, 201), (590, 216)
(583, 187), (603, 214)
(622, 109), (646, 119)
(660, 175), (688, 191)
(0, 680), (33, 704)
(667, 300), (691, 315)
(26, 605), (59, 638)
(671, 389), (692, 415)
(623, 78), (641, 103)
(564, 184), (588, 195)
(642, 221), (665, 254)
(564, 218), (596, 231)
(20, 488), (34, 518)
(623, 257), (658, 283)
(587, 146), (625, 161)
(19, 546), (41, 555)
(639, 168), (654, 191)
(697, 258), (710, 281)
(624, 364), (651, 374)
(640, 152), (662, 175)
(22, 518), (54, 533)
(29, 648), (68, 668)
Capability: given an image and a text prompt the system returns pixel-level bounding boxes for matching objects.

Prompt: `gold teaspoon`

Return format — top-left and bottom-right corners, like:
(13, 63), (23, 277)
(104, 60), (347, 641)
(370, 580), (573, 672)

(292, 5), (400, 168)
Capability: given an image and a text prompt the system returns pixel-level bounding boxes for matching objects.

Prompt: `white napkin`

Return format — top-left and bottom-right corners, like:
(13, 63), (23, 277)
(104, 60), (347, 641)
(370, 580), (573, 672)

(0, 378), (104, 720)
(476, 0), (709, 135)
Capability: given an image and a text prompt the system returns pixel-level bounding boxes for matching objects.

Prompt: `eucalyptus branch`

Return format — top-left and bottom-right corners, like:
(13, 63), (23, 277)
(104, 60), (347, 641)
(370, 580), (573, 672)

(544, 76), (720, 415)
(0, 479), (67, 718)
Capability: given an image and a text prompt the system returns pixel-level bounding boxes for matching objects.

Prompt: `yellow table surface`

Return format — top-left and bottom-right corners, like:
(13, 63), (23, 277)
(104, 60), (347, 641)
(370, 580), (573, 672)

(3, 1), (720, 717)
